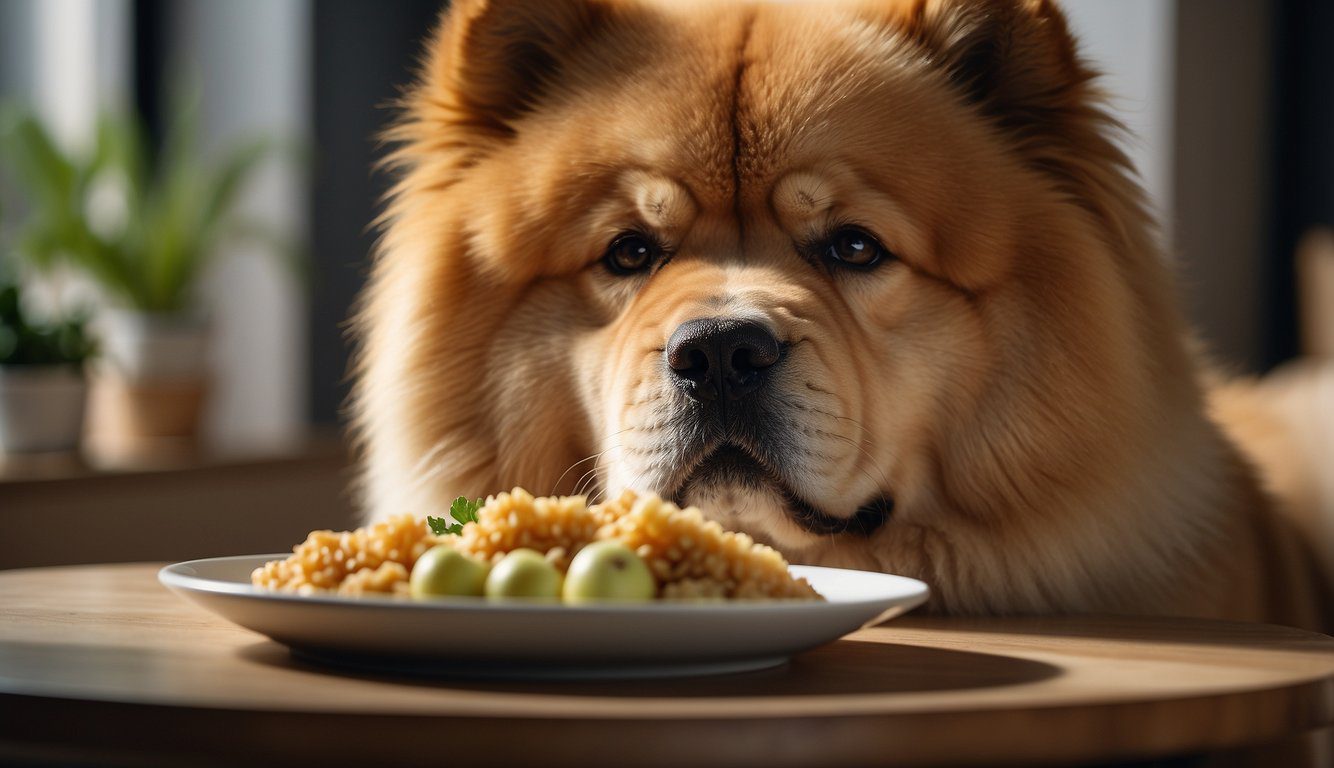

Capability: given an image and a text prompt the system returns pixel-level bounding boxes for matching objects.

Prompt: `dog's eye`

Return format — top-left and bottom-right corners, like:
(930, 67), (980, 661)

(603, 233), (659, 275)
(825, 227), (888, 269)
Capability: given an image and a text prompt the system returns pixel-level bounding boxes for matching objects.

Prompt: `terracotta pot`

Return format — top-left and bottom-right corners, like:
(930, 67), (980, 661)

(90, 374), (208, 440)
(87, 310), (211, 458)
(0, 364), (88, 454)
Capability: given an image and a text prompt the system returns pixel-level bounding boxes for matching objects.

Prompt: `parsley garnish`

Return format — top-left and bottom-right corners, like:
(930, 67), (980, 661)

(427, 496), (483, 536)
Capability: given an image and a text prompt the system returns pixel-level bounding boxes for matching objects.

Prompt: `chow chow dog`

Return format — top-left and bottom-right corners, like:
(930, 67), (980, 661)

(352, 0), (1332, 632)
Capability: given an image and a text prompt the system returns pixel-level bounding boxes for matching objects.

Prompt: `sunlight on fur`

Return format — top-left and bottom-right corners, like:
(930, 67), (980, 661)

(350, 0), (1332, 631)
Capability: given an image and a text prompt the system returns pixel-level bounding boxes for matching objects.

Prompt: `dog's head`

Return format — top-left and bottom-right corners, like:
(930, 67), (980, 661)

(358, 0), (1204, 589)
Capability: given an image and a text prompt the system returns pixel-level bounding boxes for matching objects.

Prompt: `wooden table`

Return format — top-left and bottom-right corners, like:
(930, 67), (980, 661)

(1, 564), (1332, 767)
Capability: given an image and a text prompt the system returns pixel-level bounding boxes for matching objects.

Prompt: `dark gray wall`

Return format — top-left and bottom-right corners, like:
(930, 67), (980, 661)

(1173, 0), (1274, 372)
(0, 1), (37, 100)
(309, 0), (442, 424)
(1268, 0), (1334, 368)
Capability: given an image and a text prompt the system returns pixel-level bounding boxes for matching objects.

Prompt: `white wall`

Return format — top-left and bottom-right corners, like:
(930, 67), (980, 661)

(0, 0), (131, 147)
(1, 0), (132, 318)
(3, 0), (312, 449)
(172, 0), (312, 448)
(1062, 0), (1177, 243)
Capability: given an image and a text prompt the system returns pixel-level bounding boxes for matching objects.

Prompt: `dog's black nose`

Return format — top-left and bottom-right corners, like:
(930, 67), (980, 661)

(665, 318), (781, 402)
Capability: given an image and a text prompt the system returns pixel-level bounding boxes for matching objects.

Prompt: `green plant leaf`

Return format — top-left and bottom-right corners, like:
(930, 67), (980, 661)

(0, 326), (16, 363)
(1, 99), (302, 314)
(91, 111), (150, 203)
(450, 497), (483, 526)
(0, 110), (78, 220)
(426, 498), (484, 536)
(0, 108), (87, 272)
(0, 277), (95, 365)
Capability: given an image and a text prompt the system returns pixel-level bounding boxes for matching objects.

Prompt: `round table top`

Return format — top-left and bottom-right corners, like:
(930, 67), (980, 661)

(1, 563), (1332, 767)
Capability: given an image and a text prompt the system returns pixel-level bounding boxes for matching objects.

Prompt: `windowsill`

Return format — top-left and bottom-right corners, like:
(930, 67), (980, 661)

(1, 428), (359, 570)
(0, 428), (349, 485)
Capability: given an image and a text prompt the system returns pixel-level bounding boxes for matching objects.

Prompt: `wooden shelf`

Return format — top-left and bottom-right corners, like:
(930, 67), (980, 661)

(0, 432), (359, 570)
(0, 428), (346, 483)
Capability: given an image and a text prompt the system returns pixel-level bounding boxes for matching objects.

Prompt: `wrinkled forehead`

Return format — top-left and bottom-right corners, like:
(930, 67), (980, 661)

(481, 0), (991, 271)
(514, 3), (753, 215)
(737, 4), (979, 196)
(664, 4), (966, 199)
(515, 5), (930, 189)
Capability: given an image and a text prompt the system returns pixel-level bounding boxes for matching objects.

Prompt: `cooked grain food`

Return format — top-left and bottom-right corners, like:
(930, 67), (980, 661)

(594, 490), (820, 599)
(252, 488), (820, 600)
(453, 489), (607, 571)
(250, 513), (435, 596)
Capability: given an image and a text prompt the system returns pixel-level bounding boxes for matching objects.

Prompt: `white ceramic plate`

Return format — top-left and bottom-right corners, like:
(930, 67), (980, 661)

(160, 555), (929, 679)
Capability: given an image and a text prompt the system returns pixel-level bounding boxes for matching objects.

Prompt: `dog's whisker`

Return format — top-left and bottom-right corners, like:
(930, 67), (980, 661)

(552, 453), (604, 496)
(587, 443), (634, 505)
(809, 405), (874, 437)
(803, 408), (893, 495)
(573, 464), (601, 498)
(550, 428), (632, 495)
(837, 434), (893, 498)
(800, 410), (887, 480)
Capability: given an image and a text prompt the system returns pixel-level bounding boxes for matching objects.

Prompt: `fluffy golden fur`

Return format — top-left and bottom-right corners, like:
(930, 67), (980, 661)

(352, 0), (1332, 631)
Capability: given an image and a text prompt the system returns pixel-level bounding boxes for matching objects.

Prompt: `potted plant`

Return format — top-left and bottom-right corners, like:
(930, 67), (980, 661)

(0, 278), (96, 454)
(0, 102), (289, 451)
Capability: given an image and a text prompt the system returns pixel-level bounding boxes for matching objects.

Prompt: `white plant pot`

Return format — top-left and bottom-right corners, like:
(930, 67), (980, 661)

(99, 309), (210, 380)
(0, 365), (88, 453)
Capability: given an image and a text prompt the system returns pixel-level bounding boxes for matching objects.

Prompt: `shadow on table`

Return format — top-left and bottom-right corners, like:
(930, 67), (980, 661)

(236, 637), (1062, 697)
(885, 615), (1334, 652)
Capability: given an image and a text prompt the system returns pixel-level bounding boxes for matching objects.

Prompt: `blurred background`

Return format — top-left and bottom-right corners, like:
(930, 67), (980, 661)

(1, 0), (1331, 568)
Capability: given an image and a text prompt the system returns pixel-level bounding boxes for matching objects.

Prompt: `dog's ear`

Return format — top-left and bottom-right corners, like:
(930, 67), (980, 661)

(425, 0), (608, 132)
(893, 0), (1141, 239)
(898, 0), (1092, 139)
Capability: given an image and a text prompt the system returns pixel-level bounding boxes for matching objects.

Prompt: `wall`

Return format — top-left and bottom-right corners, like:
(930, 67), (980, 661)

(0, 1), (38, 107)
(1065, 0), (1274, 371)
(1063, 0), (1177, 244)
(0, 0), (312, 449)
(1173, 0), (1273, 371)
(170, 0), (312, 448)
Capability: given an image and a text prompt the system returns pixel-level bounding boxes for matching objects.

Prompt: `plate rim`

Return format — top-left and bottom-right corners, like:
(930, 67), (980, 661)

(159, 554), (930, 615)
